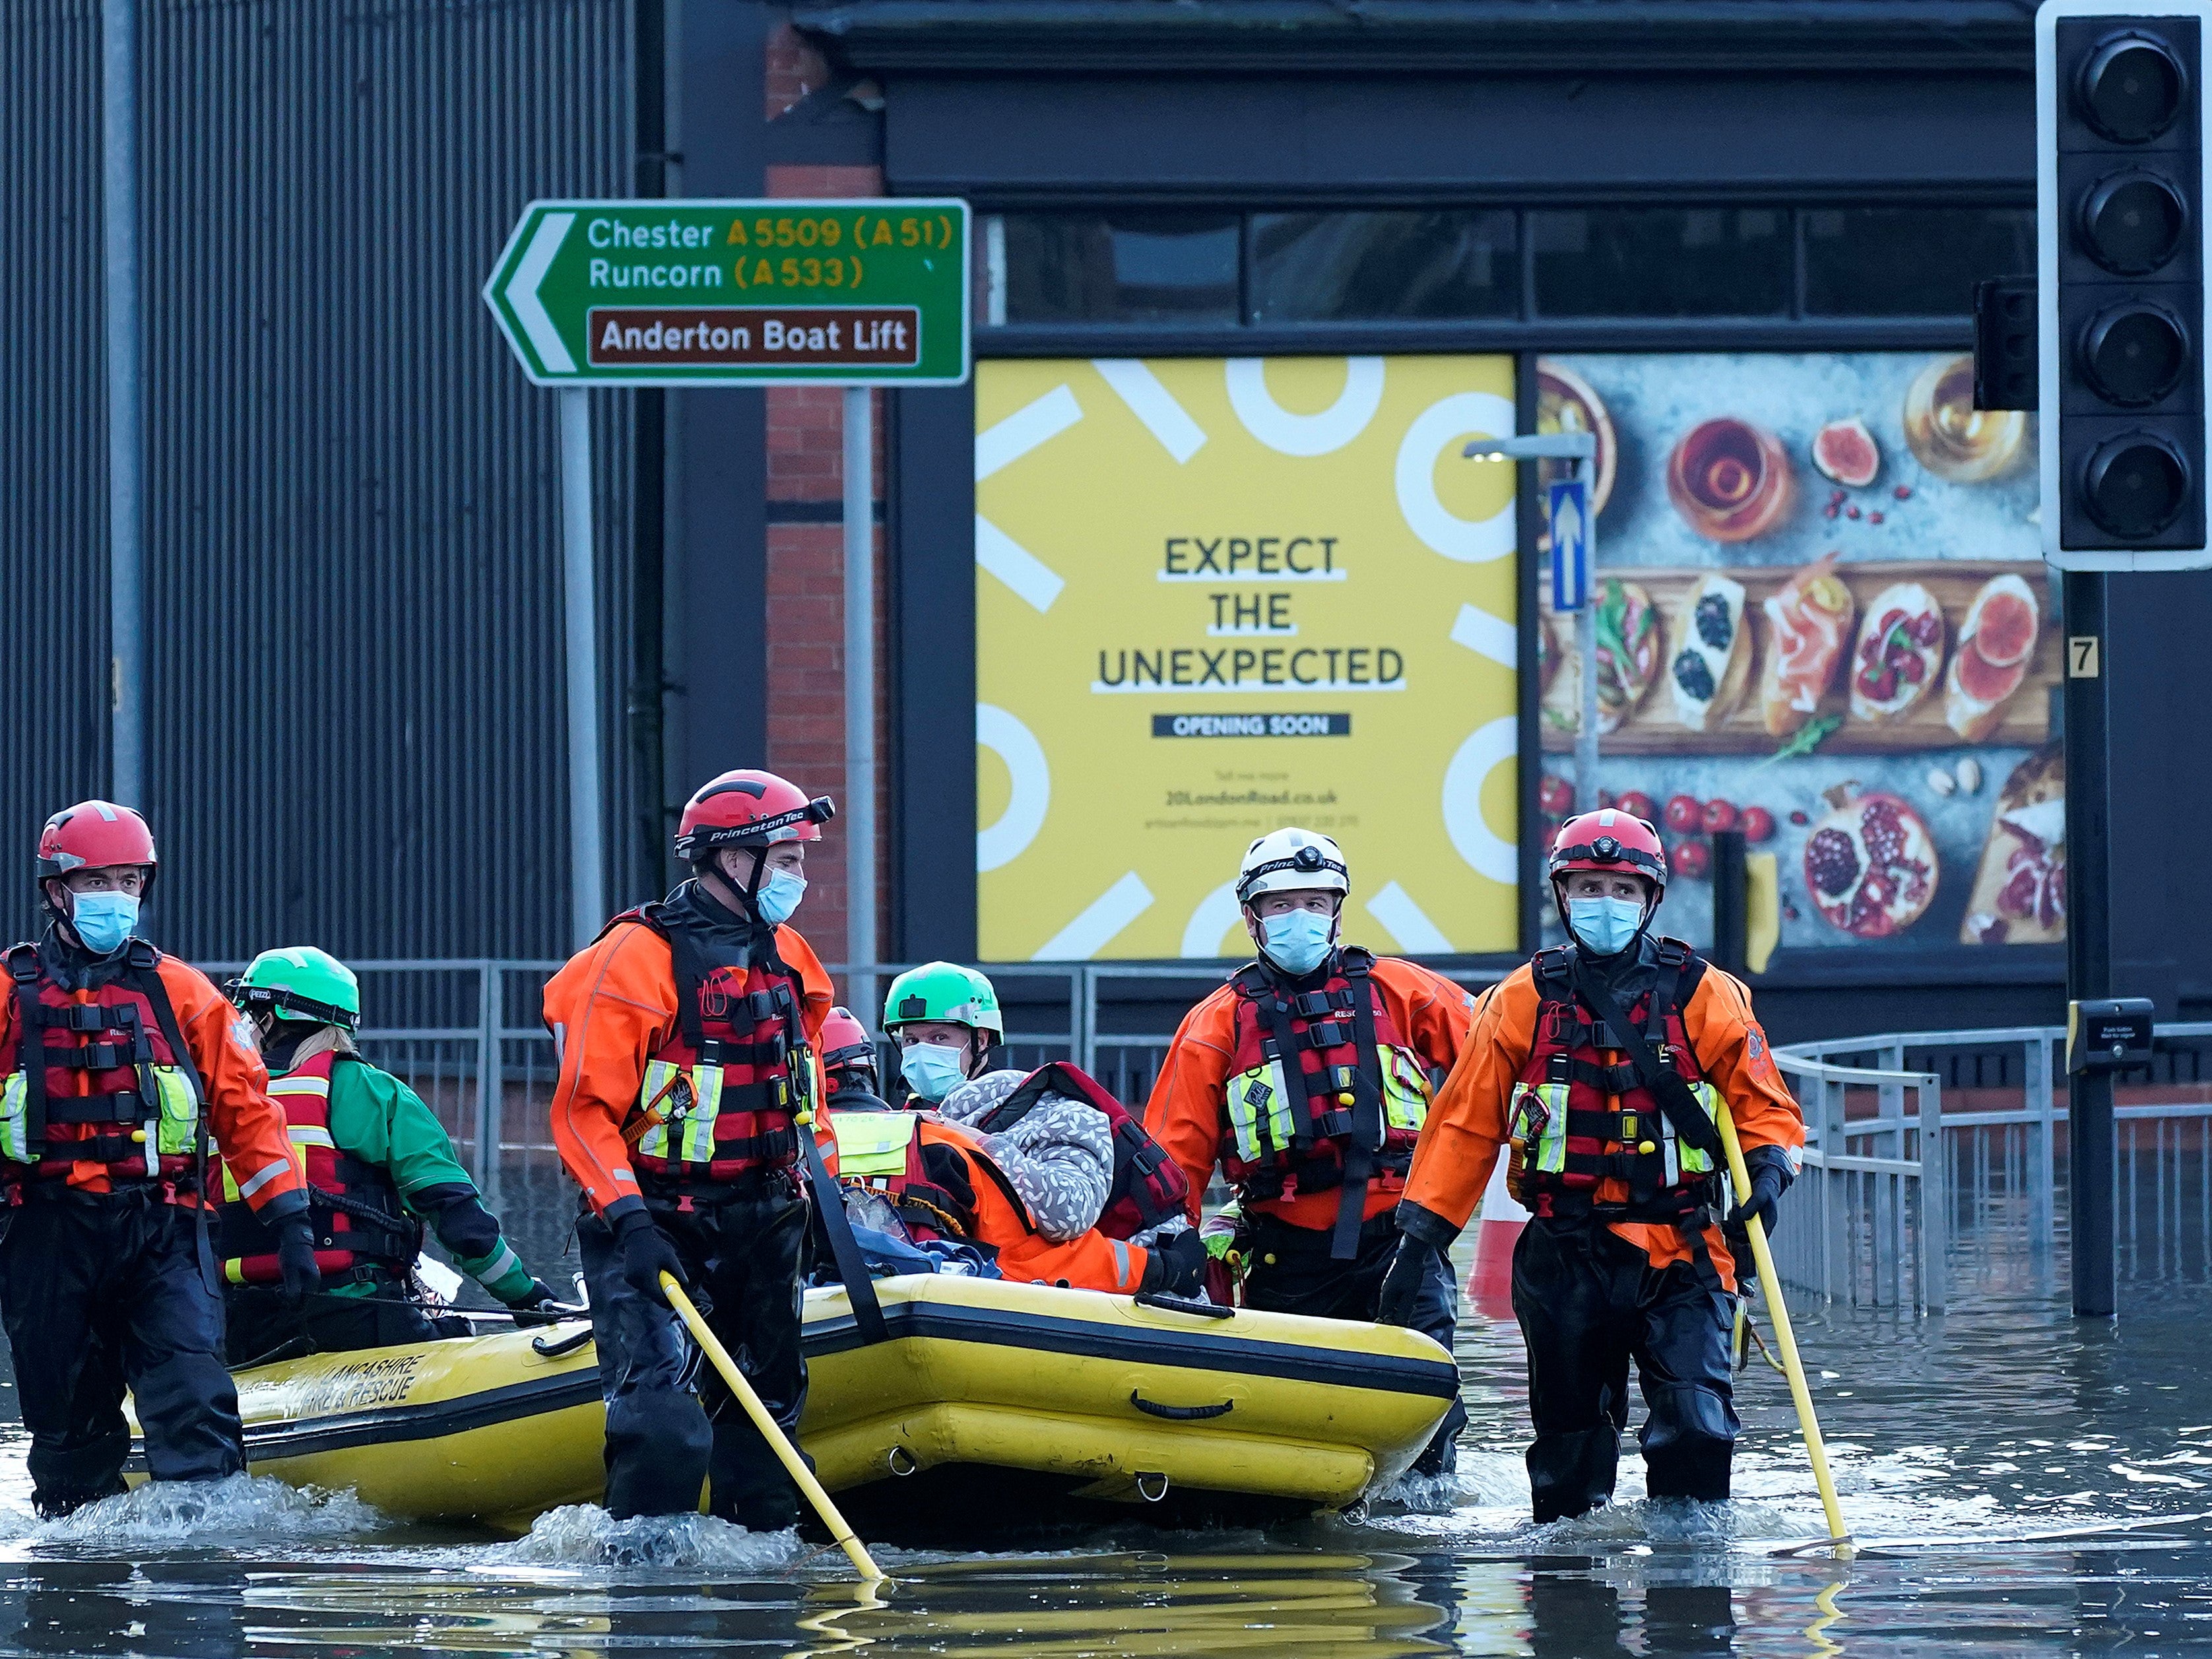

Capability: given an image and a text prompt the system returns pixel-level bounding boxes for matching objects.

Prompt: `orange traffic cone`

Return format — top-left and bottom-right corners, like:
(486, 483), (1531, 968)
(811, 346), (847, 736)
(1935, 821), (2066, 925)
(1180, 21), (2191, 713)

(1466, 1155), (1528, 1320)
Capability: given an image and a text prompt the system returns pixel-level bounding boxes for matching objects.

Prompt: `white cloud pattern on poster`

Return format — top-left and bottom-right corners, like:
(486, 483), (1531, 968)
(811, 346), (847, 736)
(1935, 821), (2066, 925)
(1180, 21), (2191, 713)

(1224, 357), (1385, 456)
(1395, 390), (1516, 562)
(1441, 717), (1520, 884)
(976, 703), (1051, 871)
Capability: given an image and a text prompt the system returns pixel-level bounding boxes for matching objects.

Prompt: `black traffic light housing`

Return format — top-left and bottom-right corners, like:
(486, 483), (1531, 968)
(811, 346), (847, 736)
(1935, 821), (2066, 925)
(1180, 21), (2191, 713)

(2041, 4), (2210, 569)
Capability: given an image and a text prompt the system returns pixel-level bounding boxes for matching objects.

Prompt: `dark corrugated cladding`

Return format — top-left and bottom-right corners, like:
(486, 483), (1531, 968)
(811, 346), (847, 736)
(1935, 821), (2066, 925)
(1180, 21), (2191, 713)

(3, 0), (642, 960)
(1, 4), (112, 927)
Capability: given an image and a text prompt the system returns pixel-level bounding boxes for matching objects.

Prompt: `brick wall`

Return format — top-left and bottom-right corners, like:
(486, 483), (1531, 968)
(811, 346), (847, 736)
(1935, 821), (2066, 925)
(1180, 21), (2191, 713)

(765, 162), (887, 1003)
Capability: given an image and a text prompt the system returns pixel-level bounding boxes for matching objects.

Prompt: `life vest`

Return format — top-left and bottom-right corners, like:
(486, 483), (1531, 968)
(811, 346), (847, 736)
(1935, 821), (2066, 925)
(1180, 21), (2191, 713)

(0, 940), (204, 1187)
(615, 902), (807, 1195)
(216, 1048), (419, 1284)
(1218, 949), (1433, 1211)
(975, 1060), (1188, 1240)
(828, 1107), (980, 1243)
(1507, 940), (1726, 1223)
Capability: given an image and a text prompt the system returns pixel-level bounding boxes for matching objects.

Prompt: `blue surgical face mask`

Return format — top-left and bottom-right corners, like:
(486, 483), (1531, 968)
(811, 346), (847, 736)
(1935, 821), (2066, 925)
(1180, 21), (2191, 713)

(1260, 908), (1334, 977)
(70, 891), (140, 957)
(1568, 895), (1646, 958)
(755, 868), (807, 927)
(900, 1041), (969, 1104)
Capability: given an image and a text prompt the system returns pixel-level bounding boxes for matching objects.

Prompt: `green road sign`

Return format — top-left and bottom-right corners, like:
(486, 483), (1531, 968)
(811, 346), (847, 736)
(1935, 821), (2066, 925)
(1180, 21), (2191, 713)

(483, 198), (970, 387)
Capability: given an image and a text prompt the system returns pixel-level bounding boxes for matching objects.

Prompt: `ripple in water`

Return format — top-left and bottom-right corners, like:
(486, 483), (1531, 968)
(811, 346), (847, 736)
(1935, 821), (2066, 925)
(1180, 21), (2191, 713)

(25, 1472), (382, 1547)
(490, 1503), (808, 1571)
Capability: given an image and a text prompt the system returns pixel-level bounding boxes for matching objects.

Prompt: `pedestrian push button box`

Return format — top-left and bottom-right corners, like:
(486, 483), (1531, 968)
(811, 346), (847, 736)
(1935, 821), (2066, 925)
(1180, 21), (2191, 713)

(2067, 997), (2157, 1074)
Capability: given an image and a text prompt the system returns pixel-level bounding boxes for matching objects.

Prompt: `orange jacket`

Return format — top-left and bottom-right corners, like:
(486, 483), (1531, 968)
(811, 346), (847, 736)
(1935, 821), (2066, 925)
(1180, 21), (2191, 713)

(1144, 954), (1479, 1231)
(1401, 955), (1804, 1288)
(0, 952), (308, 1214)
(816, 1109), (1150, 1294)
(543, 917), (832, 1221)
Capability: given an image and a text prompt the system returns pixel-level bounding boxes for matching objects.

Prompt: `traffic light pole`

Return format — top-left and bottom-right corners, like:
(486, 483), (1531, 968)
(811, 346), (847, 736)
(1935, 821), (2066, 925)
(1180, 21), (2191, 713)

(2064, 568), (2115, 1317)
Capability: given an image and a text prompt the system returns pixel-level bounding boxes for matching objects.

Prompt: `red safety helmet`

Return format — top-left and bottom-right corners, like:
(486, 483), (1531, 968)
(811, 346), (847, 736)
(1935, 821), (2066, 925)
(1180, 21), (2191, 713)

(1548, 808), (1668, 894)
(820, 1005), (879, 1098)
(672, 770), (834, 862)
(36, 801), (158, 890)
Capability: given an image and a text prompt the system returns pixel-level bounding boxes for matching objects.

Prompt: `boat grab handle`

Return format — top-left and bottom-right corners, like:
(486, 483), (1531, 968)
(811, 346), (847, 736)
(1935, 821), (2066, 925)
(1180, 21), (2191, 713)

(531, 1328), (597, 1359)
(1134, 1291), (1234, 1319)
(1129, 1390), (1234, 1421)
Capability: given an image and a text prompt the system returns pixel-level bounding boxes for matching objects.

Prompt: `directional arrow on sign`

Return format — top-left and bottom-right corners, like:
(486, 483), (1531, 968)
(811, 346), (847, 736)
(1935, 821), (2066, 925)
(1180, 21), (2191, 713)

(506, 211), (575, 374)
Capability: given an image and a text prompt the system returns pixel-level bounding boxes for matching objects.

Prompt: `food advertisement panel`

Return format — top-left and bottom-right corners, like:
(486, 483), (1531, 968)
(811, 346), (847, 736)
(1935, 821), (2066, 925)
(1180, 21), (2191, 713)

(975, 355), (1521, 961)
(1538, 352), (2064, 954)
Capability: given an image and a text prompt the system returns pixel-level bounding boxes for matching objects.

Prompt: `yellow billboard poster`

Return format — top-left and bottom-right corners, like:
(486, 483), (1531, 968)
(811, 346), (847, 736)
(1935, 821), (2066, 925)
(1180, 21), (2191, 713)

(975, 354), (1521, 961)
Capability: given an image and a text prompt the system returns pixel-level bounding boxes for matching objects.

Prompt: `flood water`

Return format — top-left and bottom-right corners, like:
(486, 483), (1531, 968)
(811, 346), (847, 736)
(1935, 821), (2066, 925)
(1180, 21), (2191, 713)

(1, 1227), (2209, 1656)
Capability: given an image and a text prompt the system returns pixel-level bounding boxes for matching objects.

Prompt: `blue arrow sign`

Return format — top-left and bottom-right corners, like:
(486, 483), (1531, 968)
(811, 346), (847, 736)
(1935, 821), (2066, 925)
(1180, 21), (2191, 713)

(1549, 478), (1590, 612)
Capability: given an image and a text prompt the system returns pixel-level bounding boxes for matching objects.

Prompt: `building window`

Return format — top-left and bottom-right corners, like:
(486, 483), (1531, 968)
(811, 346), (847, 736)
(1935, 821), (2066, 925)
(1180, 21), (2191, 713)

(981, 203), (2025, 327)
(1804, 207), (2035, 317)
(1250, 211), (1519, 321)
(1530, 208), (1790, 317)
(1002, 212), (1241, 325)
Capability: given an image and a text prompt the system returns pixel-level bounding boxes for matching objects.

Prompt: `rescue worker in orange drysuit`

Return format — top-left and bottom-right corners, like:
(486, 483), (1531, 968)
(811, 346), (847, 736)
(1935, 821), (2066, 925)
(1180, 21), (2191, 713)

(1379, 809), (1805, 1520)
(1144, 828), (1476, 1474)
(0, 802), (316, 1516)
(545, 769), (834, 1528)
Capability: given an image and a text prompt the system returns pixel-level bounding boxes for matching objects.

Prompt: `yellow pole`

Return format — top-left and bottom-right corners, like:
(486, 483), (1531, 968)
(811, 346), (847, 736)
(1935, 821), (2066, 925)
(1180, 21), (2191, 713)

(1712, 1105), (1853, 1555)
(659, 1272), (886, 1582)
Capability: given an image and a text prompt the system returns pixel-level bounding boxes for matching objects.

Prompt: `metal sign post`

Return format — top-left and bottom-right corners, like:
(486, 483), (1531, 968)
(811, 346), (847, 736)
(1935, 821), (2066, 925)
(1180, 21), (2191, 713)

(485, 198), (970, 960)
(842, 386), (877, 1026)
(102, 0), (143, 807)
(1547, 474), (1598, 812)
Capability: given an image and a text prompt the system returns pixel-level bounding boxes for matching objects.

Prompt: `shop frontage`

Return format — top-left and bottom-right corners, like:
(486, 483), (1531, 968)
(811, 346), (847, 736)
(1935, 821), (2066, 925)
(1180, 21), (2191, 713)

(811, 0), (2095, 1037)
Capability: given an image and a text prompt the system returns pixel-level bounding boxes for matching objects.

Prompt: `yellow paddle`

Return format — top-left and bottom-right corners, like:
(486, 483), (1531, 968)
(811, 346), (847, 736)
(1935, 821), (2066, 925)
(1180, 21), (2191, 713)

(1712, 1105), (1853, 1555)
(659, 1272), (886, 1582)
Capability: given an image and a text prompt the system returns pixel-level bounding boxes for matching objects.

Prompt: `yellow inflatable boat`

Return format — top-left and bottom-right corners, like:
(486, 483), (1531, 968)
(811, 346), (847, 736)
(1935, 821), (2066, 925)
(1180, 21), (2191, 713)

(130, 1277), (1459, 1534)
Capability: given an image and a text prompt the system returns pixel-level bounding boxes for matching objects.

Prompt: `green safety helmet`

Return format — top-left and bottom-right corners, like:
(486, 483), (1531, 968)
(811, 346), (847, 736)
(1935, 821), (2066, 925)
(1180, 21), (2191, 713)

(230, 946), (362, 1031)
(882, 961), (1002, 1039)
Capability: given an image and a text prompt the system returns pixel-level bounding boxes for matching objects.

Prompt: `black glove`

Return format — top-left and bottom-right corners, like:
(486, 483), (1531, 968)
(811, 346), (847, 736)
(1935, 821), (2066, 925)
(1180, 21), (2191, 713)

(1725, 1147), (1794, 1237)
(1140, 1228), (1208, 1297)
(273, 1214), (322, 1308)
(614, 1209), (687, 1309)
(918, 1142), (979, 1235)
(1375, 1237), (1439, 1328)
(503, 1278), (582, 1326)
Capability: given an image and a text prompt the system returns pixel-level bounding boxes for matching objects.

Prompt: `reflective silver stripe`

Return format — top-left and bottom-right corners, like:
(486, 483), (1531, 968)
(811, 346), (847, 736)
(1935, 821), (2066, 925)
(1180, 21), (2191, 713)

(476, 1243), (525, 1286)
(288, 1126), (336, 1150)
(1111, 1238), (1132, 1287)
(238, 1157), (293, 1198)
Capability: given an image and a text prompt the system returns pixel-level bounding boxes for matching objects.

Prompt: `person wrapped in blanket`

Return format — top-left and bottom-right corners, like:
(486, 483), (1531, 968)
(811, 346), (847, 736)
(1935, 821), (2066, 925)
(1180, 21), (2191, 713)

(810, 970), (1205, 1297)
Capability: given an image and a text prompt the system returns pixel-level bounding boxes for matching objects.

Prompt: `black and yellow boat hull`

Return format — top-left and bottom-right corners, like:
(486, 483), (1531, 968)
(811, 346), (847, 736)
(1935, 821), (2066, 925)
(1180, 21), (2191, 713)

(129, 1276), (1460, 1532)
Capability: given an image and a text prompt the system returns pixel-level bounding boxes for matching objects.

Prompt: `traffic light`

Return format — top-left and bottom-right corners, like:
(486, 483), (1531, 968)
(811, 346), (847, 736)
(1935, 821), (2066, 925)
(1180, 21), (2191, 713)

(2040, 2), (2210, 570)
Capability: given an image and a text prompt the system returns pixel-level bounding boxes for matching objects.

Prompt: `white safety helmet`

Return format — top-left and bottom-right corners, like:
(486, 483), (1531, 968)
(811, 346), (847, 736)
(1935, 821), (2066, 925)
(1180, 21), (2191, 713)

(1236, 828), (1350, 906)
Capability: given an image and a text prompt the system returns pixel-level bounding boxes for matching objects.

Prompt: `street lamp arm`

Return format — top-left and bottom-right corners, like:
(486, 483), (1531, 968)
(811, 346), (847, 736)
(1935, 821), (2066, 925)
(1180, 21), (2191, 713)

(1462, 433), (1597, 461)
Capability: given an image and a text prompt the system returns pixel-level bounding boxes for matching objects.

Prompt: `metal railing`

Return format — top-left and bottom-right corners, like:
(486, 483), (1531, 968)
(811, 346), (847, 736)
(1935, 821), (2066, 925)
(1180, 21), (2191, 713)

(1768, 1049), (1945, 1311)
(1775, 1022), (2212, 1308)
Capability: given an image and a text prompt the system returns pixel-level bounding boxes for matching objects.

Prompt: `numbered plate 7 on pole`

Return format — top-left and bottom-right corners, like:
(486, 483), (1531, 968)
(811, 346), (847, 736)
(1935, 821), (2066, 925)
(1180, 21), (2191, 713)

(482, 198), (971, 387)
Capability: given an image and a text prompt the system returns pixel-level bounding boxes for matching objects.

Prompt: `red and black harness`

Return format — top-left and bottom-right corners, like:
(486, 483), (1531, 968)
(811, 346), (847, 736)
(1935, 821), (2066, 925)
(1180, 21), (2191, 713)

(1228, 948), (1414, 1262)
(618, 898), (808, 1200)
(1523, 938), (1733, 1285)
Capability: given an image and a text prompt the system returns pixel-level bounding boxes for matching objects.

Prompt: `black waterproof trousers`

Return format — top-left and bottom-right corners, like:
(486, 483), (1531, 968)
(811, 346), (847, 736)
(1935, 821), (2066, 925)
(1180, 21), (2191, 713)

(1243, 1208), (1469, 1474)
(0, 1190), (243, 1516)
(577, 1183), (810, 1528)
(1512, 1215), (1738, 1522)
(225, 1268), (465, 1369)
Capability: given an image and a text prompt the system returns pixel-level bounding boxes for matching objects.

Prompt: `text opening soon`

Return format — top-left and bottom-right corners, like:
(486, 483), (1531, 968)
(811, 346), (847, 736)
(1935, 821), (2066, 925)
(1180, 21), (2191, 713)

(1152, 713), (1353, 738)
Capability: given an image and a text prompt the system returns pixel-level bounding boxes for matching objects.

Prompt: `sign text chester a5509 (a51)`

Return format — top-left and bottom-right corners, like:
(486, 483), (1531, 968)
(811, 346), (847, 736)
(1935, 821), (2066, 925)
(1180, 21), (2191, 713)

(483, 199), (970, 387)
